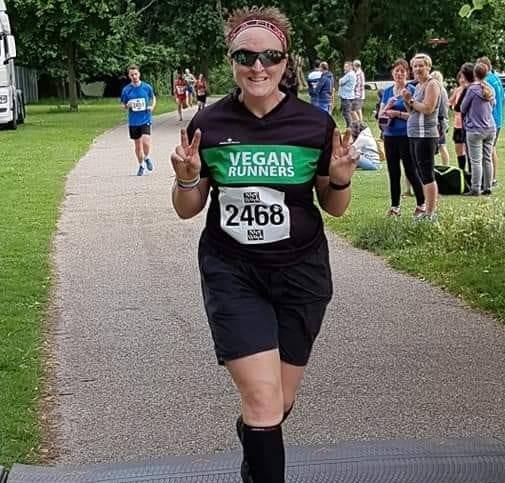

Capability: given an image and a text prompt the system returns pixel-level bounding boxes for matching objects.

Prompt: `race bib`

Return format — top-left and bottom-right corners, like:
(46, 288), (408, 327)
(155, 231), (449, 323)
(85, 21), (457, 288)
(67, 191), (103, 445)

(219, 186), (290, 244)
(130, 98), (146, 112)
(176, 86), (186, 95)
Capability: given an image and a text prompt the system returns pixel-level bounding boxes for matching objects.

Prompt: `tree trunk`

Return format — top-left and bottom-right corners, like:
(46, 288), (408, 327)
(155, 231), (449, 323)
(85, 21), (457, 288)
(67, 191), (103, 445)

(340, 0), (372, 60)
(200, 58), (209, 78)
(66, 42), (78, 112)
(57, 79), (66, 100)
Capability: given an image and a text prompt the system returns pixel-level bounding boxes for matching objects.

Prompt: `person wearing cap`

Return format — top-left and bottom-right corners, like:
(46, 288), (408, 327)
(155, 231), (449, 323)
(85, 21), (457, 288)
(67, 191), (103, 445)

(169, 6), (358, 482)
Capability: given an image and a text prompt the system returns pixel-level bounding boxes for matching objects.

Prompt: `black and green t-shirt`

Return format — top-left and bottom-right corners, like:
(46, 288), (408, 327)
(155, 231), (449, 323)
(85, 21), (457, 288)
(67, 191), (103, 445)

(187, 90), (335, 267)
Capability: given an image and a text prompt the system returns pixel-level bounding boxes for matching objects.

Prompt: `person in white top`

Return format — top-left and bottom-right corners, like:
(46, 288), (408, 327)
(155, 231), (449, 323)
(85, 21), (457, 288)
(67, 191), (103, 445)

(183, 68), (197, 107)
(351, 121), (381, 170)
(307, 59), (322, 107)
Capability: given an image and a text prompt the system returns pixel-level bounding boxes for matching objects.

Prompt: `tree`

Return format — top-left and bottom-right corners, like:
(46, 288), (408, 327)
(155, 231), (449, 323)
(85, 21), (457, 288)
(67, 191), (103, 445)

(10, 0), (505, 103)
(11, 0), (141, 110)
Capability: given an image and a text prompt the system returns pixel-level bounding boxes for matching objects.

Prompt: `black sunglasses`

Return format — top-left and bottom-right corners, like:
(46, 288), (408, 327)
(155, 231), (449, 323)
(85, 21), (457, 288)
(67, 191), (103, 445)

(230, 49), (287, 67)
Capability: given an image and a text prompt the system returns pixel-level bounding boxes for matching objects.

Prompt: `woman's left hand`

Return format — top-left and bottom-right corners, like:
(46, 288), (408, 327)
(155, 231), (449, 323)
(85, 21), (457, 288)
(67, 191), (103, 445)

(329, 128), (359, 184)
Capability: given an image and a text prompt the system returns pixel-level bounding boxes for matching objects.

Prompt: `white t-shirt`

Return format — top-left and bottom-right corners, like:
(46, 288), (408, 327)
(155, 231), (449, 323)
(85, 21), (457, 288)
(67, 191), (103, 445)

(184, 72), (196, 86)
(353, 127), (379, 162)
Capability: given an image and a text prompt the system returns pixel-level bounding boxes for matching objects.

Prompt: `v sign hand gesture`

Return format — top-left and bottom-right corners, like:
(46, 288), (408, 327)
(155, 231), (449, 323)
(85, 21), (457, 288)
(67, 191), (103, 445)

(171, 128), (202, 182)
(329, 128), (359, 185)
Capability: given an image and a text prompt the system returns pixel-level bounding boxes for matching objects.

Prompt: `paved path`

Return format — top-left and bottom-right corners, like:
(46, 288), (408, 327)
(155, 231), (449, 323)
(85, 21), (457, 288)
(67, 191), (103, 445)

(49, 107), (505, 465)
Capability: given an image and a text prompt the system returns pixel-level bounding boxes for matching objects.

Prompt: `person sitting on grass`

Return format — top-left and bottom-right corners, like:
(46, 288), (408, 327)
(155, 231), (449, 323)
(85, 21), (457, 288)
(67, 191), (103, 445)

(351, 121), (381, 170)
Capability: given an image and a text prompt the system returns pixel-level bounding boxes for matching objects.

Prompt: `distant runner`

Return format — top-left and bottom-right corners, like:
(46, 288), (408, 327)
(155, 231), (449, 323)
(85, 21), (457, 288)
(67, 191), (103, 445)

(120, 65), (156, 176)
(174, 73), (188, 121)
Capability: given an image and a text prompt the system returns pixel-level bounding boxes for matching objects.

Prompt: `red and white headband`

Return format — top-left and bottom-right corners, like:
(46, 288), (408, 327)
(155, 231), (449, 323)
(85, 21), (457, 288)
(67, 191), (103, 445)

(228, 19), (287, 50)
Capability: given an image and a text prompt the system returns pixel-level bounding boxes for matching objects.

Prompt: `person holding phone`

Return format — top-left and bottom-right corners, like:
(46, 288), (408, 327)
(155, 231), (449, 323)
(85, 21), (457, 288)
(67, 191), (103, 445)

(379, 58), (425, 217)
(403, 53), (441, 221)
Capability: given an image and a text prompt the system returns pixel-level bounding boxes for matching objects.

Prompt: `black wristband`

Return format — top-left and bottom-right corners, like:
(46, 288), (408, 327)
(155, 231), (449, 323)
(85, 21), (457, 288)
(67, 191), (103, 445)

(329, 180), (351, 191)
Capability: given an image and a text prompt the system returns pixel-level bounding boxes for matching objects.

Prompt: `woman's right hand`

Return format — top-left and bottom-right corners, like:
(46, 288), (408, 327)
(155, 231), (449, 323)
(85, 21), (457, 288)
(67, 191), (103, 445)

(401, 88), (412, 102)
(170, 128), (202, 181)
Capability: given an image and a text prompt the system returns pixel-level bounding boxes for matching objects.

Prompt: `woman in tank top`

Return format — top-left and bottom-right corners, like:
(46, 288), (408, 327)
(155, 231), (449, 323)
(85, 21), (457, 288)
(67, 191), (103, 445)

(402, 53), (441, 221)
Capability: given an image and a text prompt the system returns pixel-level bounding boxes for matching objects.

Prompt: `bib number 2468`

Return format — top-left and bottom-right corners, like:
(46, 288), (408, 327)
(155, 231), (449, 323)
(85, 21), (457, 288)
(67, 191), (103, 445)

(224, 203), (284, 227)
(219, 186), (290, 244)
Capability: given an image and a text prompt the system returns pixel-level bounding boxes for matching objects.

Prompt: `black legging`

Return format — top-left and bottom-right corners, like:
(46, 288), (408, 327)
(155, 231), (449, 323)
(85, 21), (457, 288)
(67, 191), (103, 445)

(409, 137), (438, 184)
(384, 135), (425, 208)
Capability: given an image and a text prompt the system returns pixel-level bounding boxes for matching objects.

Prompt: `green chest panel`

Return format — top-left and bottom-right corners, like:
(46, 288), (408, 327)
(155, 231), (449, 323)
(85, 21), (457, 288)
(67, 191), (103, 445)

(202, 144), (321, 185)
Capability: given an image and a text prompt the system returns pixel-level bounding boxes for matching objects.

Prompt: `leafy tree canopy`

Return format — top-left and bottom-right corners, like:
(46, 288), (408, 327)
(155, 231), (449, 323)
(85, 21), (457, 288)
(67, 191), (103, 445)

(7, 0), (505, 105)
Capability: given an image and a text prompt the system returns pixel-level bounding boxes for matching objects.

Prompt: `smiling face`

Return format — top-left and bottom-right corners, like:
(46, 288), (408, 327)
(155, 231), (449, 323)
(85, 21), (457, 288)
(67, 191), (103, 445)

(412, 58), (430, 82)
(229, 27), (287, 103)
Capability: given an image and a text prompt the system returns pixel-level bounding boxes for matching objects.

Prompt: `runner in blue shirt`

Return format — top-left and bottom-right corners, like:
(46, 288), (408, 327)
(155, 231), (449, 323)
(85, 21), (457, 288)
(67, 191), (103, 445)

(120, 65), (156, 176)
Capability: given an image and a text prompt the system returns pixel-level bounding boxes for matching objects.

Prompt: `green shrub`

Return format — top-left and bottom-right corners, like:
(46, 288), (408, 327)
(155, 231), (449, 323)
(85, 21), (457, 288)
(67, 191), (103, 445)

(209, 58), (236, 95)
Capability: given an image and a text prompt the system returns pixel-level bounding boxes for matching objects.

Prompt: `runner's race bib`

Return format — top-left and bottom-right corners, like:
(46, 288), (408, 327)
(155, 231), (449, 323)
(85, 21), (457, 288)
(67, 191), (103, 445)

(219, 186), (290, 244)
(130, 98), (146, 112)
(176, 86), (186, 95)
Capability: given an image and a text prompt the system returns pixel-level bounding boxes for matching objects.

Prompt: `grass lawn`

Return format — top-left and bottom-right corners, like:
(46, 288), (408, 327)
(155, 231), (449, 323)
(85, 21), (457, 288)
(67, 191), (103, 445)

(0, 98), (176, 468)
(327, 92), (505, 321)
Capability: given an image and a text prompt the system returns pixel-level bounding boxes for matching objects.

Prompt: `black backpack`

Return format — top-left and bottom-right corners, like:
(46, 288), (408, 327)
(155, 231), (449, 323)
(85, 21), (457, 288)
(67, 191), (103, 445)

(434, 165), (471, 195)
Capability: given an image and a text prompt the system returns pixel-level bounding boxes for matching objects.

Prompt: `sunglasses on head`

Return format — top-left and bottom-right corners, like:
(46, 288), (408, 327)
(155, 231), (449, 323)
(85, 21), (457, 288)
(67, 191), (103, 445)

(230, 49), (287, 67)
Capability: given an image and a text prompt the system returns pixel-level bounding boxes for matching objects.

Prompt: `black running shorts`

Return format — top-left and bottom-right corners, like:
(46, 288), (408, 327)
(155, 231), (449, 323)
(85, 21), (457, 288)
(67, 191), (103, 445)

(198, 236), (333, 366)
(129, 124), (151, 139)
(452, 127), (465, 144)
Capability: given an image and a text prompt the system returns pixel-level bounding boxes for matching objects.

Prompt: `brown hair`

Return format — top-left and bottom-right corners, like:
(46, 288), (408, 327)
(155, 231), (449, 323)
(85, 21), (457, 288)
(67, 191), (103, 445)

(474, 62), (493, 101)
(477, 56), (492, 71)
(458, 62), (475, 84)
(127, 64), (140, 73)
(392, 58), (409, 72)
(225, 6), (292, 50)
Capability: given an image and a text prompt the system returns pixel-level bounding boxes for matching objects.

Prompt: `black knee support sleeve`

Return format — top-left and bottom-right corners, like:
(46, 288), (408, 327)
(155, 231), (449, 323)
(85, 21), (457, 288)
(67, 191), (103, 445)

(242, 422), (285, 483)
